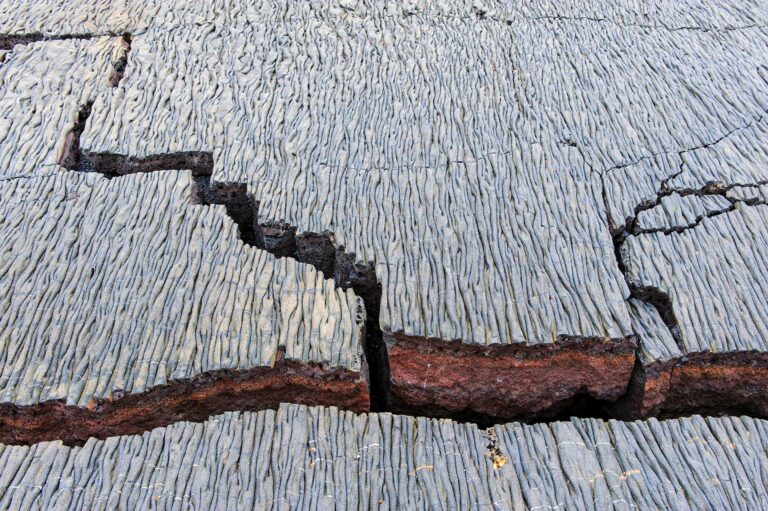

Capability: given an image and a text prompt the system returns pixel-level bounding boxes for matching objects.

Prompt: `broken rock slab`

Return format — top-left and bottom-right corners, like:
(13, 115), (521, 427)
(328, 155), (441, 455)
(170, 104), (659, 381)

(0, 170), (367, 445)
(2, 403), (768, 509)
(610, 299), (683, 418)
(620, 204), (768, 418)
(79, 18), (636, 420)
(0, 36), (125, 179)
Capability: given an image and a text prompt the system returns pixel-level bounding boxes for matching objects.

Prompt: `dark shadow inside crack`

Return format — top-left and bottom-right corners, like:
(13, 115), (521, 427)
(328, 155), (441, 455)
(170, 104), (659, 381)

(394, 390), (615, 429)
(629, 285), (683, 349)
(59, 101), (94, 172)
(0, 33), (93, 51)
(108, 34), (133, 87)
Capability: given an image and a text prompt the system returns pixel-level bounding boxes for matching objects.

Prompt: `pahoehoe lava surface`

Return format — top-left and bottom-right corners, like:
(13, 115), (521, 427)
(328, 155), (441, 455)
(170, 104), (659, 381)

(75, 8), (641, 420)
(59, 143), (392, 412)
(2, 0), (768, 506)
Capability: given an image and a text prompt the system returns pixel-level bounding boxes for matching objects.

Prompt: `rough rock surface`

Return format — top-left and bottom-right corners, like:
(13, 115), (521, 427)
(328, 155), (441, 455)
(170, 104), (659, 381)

(2, 0), (768, 425)
(1, 403), (768, 509)
(72, 4), (768, 418)
(604, 118), (768, 235)
(634, 193), (734, 234)
(730, 183), (768, 203)
(604, 112), (768, 418)
(2, 0), (768, 39)
(0, 171), (367, 444)
(611, 299), (681, 418)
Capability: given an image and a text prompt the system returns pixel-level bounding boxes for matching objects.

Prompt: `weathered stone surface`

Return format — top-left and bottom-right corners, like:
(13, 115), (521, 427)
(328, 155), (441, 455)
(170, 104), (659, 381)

(528, 0), (768, 30)
(729, 183), (768, 203)
(3, 0), (767, 42)
(0, 171), (367, 443)
(634, 193), (733, 234)
(1, 403), (768, 509)
(604, 118), (768, 234)
(0, 0), (150, 40)
(506, 22), (768, 188)
(2, 0), (768, 426)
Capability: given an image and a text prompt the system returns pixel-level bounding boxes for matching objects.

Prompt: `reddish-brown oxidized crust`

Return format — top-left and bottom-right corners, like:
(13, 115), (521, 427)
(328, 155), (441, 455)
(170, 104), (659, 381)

(613, 352), (768, 419)
(0, 358), (369, 446)
(386, 333), (636, 421)
(663, 352), (768, 417)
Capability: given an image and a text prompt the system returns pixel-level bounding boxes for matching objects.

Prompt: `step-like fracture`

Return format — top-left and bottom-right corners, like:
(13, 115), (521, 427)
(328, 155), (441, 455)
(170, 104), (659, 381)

(0, 171), (367, 444)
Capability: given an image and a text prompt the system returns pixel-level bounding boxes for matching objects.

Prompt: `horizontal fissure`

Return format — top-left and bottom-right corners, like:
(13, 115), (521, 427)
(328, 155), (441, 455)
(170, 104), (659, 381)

(1, 357), (367, 446)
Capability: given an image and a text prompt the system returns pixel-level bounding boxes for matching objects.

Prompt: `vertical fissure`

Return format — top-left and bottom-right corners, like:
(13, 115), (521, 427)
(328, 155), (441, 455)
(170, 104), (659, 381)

(59, 101), (94, 172)
(109, 34), (133, 87)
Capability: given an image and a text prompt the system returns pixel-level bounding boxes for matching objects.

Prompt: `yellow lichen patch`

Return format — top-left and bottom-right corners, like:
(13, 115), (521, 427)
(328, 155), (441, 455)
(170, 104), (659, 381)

(485, 429), (508, 469)
(491, 452), (508, 469)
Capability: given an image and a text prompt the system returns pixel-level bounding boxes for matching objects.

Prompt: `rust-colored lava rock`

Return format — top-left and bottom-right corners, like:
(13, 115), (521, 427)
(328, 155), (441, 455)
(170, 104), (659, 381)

(387, 333), (636, 421)
(618, 353), (768, 419)
(0, 358), (368, 446)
